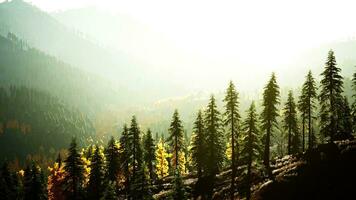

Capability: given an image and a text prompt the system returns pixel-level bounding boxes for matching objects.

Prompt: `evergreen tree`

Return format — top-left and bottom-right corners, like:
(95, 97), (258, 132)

(204, 95), (225, 176)
(298, 70), (317, 149)
(191, 110), (206, 178)
(167, 110), (184, 172)
(119, 124), (130, 198)
(23, 164), (46, 200)
(155, 138), (169, 179)
(143, 129), (156, 184)
(101, 181), (118, 200)
(241, 102), (260, 200)
(352, 69), (356, 133)
(261, 73), (280, 175)
(63, 138), (85, 200)
(223, 81), (241, 199)
(339, 97), (353, 136)
(283, 91), (299, 154)
(0, 162), (17, 200)
(319, 50), (347, 141)
(171, 170), (186, 200)
(105, 136), (120, 182)
(23, 165), (32, 200)
(87, 146), (105, 200)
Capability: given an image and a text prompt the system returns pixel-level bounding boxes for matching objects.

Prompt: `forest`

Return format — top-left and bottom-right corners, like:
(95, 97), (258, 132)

(1, 49), (355, 199)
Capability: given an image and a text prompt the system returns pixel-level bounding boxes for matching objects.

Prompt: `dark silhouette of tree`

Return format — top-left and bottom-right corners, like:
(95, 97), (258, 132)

(283, 91), (299, 154)
(352, 69), (356, 133)
(0, 162), (19, 199)
(191, 110), (206, 179)
(241, 102), (260, 200)
(223, 81), (241, 200)
(119, 124), (130, 198)
(339, 97), (353, 136)
(63, 138), (84, 200)
(105, 136), (120, 183)
(23, 163), (46, 200)
(87, 146), (105, 200)
(261, 73), (280, 176)
(298, 70), (317, 150)
(143, 129), (156, 184)
(171, 169), (186, 200)
(319, 50), (347, 141)
(167, 110), (184, 172)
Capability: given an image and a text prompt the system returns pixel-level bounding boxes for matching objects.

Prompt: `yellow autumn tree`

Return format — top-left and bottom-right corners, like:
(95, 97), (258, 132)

(155, 138), (169, 179)
(47, 162), (66, 200)
(172, 151), (187, 175)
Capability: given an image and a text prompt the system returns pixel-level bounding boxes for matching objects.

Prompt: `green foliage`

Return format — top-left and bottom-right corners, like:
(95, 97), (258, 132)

(143, 129), (156, 183)
(191, 110), (206, 178)
(104, 136), (120, 182)
(204, 95), (225, 175)
(171, 170), (187, 200)
(319, 50), (348, 141)
(87, 146), (105, 200)
(298, 70), (317, 149)
(261, 73), (280, 171)
(63, 138), (85, 200)
(283, 91), (300, 154)
(119, 124), (130, 197)
(167, 110), (184, 171)
(100, 181), (118, 200)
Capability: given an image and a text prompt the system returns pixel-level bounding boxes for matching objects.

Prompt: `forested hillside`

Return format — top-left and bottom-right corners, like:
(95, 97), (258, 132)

(0, 86), (95, 163)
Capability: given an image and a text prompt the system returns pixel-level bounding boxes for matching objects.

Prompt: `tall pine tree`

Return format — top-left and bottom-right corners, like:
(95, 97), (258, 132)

(167, 110), (184, 172)
(105, 136), (120, 183)
(63, 138), (85, 200)
(87, 146), (105, 200)
(283, 91), (299, 154)
(261, 73), (280, 176)
(143, 129), (156, 184)
(191, 110), (206, 178)
(319, 50), (347, 141)
(241, 102), (260, 200)
(223, 81), (241, 200)
(352, 69), (356, 133)
(119, 124), (130, 197)
(298, 70), (317, 149)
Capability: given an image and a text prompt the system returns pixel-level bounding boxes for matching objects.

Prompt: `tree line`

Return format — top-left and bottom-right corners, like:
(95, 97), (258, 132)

(0, 50), (355, 199)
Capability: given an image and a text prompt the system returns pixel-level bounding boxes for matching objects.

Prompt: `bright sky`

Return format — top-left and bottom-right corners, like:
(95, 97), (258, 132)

(10, 0), (356, 90)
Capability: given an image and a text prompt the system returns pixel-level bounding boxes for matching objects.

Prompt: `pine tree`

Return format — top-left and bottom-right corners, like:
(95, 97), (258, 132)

(223, 81), (241, 200)
(171, 170), (186, 200)
(101, 181), (118, 200)
(339, 97), (353, 136)
(143, 129), (156, 184)
(352, 69), (356, 133)
(87, 145), (105, 200)
(261, 73), (280, 175)
(105, 136), (120, 182)
(241, 102), (260, 200)
(63, 138), (85, 200)
(298, 70), (317, 149)
(191, 110), (206, 178)
(119, 124), (130, 197)
(319, 50), (346, 141)
(283, 91), (299, 154)
(167, 110), (184, 172)
(155, 138), (169, 179)
(0, 162), (17, 200)
(204, 95), (225, 176)
(23, 164), (46, 200)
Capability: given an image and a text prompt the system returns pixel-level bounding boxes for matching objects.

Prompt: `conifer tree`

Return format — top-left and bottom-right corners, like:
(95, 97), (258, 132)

(23, 164), (46, 200)
(171, 170), (186, 200)
(105, 136), (120, 182)
(63, 138), (85, 200)
(87, 146), (105, 200)
(283, 91), (299, 154)
(352, 69), (356, 133)
(298, 70), (317, 149)
(204, 95), (225, 176)
(319, 50), (346, 141)
(167, 110), (184, 171)
(119, 124), (130, 197)
(261, 73), (280, 175)
(0, 162), (18, 200)
(339, 97), (353, 136)
(191, 110), (206, 178)
(241, 102), (260, 200)
(155, 138), (169, 179)
(143, 129), (156, 184)
(101, 181), (118, 200)
(223, 81), (241, 200)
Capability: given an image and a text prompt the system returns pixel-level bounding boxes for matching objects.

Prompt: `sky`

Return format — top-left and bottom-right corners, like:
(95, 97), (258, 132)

(4, 0), (356, 91)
